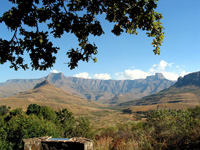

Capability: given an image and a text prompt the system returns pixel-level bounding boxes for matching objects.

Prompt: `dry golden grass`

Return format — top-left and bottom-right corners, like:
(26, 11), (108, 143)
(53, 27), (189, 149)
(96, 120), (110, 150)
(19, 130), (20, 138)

(159, 92), (200, 104)
(94, 137), (140, 150)
(94, 136), (114, 150)
(87, 111), (135, 130)
(127, 103), (199, 113)
(0, 97), (104, 115)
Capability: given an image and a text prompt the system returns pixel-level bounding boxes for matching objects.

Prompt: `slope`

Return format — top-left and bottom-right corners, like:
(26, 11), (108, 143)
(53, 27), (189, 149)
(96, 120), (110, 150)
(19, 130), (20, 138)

(0, 80), (104, 114)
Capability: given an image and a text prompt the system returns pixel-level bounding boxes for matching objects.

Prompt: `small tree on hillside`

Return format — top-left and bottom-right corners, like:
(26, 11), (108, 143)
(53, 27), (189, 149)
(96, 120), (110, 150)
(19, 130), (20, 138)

(0, 105), (10, 116)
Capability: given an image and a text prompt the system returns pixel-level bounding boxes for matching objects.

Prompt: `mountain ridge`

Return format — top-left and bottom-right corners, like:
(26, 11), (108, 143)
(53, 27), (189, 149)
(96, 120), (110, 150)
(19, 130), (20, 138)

(0, 72), (175, 104)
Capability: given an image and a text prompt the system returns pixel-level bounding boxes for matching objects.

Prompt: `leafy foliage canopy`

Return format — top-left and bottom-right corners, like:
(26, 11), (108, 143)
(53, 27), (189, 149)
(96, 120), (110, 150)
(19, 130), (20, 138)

(0, 0), (164, 70)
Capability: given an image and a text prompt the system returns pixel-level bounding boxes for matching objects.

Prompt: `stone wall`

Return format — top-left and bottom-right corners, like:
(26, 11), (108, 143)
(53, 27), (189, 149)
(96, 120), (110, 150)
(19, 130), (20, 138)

(23, 137), (93, 150)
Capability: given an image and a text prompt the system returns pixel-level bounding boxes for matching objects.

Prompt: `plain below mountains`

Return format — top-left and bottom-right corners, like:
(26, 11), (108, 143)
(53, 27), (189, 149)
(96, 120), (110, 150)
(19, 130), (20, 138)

(0, 72), (175, 104)
(122, 71), (200, 113)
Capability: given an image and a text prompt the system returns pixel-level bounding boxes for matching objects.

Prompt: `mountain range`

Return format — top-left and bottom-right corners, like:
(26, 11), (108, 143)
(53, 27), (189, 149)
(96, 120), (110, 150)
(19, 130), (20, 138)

(0, 72), (175, 104)
(2, 71), (200, 114)
(121, 71), (200, 113)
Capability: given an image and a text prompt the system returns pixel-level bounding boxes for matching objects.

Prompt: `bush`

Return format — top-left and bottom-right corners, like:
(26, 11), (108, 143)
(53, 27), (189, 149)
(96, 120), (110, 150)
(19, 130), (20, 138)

(73, 117), (93, 138)
(145, 108), (200, 149)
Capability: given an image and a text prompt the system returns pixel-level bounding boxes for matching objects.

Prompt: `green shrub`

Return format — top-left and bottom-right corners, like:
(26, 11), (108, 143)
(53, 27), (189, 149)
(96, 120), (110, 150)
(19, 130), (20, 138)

(0, 104), (93, 150)
(0, 105), (10, 116)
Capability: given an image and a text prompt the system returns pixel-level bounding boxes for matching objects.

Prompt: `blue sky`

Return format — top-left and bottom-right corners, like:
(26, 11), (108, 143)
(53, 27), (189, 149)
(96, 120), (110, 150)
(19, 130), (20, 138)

(0, 0), (200, 82)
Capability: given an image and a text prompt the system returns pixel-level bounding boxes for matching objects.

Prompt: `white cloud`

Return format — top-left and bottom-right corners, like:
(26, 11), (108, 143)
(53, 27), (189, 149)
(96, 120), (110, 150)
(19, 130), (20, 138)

(160, 71), (189, 81)
(93, 73), (111, 80)
(50, 70), (60, 73)
(152, 60), (173, 71)
(180, 70), (190, 77)
(74, 72), (111, 80)
(158, 60), (168, 70)
(115, 60), (189, 81)
(148, 60), (190, 81)
(73, 60), (190, 81)
(161, 72), (179, 81)
(74, 72), (91, 79)
(115, 69), (151, 80)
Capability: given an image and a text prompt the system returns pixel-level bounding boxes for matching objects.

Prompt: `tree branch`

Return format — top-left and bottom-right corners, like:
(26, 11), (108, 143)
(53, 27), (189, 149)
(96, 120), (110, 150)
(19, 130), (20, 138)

(10, 28), (18, 42)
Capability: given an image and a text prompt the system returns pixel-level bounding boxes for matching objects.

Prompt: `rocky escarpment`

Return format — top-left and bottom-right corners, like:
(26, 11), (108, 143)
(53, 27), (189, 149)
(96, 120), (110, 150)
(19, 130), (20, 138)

(175, 71), (200, 87)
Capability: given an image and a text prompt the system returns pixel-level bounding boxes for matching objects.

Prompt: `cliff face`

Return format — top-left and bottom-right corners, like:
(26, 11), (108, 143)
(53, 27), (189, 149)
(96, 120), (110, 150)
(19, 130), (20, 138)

(46, 72), (65, 83)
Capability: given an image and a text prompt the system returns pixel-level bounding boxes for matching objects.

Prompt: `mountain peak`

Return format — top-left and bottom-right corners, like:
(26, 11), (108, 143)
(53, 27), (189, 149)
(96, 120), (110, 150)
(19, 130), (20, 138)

(155, 73), (165, 79)
(146, 73), (165, 80)
(33, 80), (50, 89)
(46, 72), (65, 82)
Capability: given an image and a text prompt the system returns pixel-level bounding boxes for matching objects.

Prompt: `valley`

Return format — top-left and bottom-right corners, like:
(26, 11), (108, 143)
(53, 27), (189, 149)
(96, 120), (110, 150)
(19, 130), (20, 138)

(1, 71), (200, 129)
(1, 71), (200, 150)
(0, 79), (135, 129)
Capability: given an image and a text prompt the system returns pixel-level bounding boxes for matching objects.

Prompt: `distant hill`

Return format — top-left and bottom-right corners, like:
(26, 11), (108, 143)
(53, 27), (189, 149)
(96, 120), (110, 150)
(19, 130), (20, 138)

(0, 80), (104, 114)
(0, 72), (175, 104)
(120, 71), (200, 112)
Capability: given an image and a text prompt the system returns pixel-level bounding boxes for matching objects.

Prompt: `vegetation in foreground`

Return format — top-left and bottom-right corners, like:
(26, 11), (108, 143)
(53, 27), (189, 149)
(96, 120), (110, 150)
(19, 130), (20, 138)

(94, 107), (200, 150)
(1, 104), (200, 150)
(0, 104), (92, 150)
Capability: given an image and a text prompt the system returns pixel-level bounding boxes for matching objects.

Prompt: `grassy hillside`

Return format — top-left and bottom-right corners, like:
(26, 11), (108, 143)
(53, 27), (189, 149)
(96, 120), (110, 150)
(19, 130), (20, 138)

(120, 86), (200, 107)
(4, 80), (99, 105)
(123, 103), (199, 114)
(0, 80), (134, 129)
